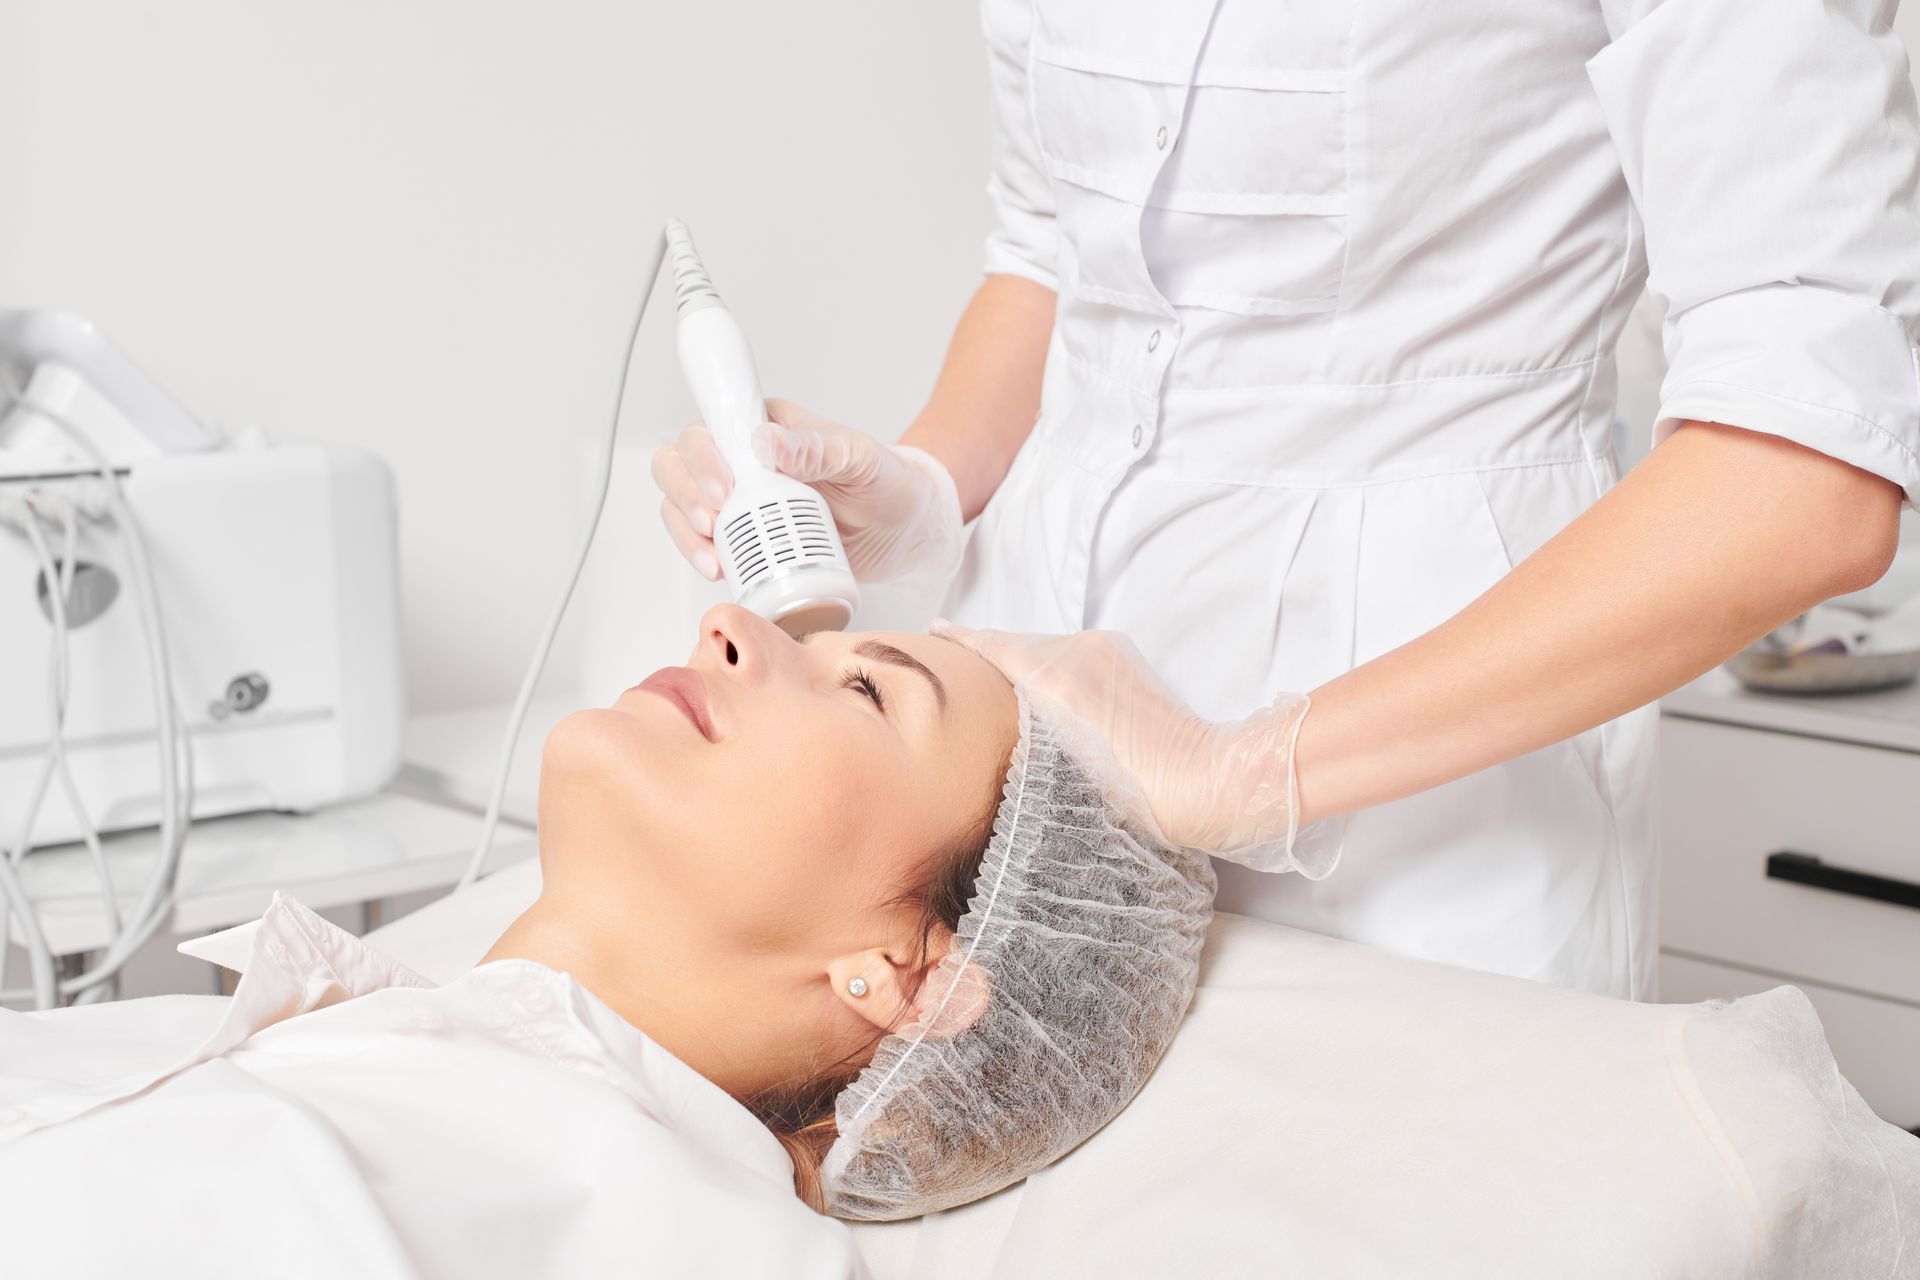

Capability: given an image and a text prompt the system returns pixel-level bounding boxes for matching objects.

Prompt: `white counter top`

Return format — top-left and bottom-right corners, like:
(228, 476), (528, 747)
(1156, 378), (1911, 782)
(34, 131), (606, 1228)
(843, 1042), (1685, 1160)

(20, 793), (534, 957)
(1663, 666), (1920, 754)
(14, 703), (559, 961)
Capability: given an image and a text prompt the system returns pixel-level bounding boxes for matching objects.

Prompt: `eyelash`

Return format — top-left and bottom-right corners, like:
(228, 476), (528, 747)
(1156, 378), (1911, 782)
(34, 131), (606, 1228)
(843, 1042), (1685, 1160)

(839, 665), (887, 714)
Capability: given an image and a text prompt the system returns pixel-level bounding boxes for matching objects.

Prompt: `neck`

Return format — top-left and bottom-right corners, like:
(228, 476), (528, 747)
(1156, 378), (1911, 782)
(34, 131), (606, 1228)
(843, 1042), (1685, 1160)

(483, 886), (805, 1099)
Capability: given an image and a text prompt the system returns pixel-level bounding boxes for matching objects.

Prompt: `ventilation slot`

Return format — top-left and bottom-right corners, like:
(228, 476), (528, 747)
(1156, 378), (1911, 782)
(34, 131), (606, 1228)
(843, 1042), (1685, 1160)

(724, 517), (770, 585)
(788, 496), (837, 557)
(722, 497), (842, 585)
(758, 501), (798, 565)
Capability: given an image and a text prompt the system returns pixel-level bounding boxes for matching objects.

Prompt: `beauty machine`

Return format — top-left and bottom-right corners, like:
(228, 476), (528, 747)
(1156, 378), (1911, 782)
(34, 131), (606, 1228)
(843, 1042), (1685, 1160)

(0, 309), (404, 1008)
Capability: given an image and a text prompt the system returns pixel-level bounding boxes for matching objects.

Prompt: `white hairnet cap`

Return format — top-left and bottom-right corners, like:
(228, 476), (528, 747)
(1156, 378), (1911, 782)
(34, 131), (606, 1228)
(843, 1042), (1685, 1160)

(822, 690), (1216, 1220)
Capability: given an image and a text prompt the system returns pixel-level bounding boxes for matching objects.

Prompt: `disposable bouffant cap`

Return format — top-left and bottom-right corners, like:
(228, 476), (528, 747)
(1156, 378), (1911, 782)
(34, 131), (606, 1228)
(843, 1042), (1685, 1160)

(823, 690), (1215, 1220)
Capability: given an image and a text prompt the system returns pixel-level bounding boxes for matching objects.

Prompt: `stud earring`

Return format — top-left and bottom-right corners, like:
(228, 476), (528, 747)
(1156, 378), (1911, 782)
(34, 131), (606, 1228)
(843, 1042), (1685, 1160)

(846, 977), (869, 998)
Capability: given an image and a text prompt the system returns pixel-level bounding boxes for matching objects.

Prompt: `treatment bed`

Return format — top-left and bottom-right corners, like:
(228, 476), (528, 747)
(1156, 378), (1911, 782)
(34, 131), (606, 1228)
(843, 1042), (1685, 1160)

(367, 860), (1920, 1278)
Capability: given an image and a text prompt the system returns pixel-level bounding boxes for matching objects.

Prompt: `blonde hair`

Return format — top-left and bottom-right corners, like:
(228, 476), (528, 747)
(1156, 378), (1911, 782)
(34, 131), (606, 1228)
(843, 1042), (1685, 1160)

(763, 1099), (852, 1213)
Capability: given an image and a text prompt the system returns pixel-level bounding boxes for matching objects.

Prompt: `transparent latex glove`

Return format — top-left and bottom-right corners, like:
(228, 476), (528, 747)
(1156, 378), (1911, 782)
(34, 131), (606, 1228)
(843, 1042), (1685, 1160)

(932, 622), (1343, 877)
(651, 398), (964, 590)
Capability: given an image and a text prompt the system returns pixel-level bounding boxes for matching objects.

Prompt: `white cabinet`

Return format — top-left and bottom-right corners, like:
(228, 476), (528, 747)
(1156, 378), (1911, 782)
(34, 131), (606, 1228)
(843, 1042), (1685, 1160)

(1659, 675), (1920, 1130)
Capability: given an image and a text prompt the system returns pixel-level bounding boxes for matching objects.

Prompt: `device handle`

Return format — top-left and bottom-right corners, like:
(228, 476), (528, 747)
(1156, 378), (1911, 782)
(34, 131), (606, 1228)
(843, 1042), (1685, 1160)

(675, 305), (775, 483)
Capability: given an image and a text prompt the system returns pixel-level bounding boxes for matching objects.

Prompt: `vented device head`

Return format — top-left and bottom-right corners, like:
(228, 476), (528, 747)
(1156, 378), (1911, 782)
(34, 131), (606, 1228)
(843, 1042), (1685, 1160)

(713, 484), (856, 636)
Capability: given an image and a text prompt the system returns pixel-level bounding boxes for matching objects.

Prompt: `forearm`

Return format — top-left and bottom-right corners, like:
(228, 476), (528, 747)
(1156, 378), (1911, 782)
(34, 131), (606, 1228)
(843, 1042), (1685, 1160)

(899, 273), (1056, 520)
(1292, 422), (1903, 823)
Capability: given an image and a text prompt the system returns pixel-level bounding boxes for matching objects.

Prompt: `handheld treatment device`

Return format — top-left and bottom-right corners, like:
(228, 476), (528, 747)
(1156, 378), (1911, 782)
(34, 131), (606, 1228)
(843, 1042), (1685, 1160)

(666, 219), (858, 637)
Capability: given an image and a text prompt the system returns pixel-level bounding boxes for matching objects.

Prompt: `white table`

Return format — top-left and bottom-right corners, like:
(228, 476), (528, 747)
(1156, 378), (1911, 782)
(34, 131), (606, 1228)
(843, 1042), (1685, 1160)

(14, 703), (548, 959)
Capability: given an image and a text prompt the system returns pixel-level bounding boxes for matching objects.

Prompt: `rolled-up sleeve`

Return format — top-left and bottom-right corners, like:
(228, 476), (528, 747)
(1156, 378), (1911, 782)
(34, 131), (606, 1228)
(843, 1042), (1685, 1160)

(980, 0), (1059, 291)
(1588, 0), (1920, 504)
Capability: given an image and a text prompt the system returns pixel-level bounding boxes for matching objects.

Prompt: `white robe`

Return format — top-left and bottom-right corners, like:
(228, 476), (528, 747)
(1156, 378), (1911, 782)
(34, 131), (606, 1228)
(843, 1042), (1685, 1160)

(952, 0), (1920, 998)
(0, 894), (864, 1279)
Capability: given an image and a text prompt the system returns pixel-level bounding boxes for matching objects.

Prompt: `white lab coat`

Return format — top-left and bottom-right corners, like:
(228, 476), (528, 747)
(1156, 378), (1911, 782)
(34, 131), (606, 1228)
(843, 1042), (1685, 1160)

(0, 894), (864, 1280)
(947, 0), (1920, 997)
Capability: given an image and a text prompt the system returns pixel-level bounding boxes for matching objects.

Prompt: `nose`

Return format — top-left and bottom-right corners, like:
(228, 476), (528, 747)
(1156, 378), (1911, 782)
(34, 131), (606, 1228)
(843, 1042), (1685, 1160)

(696, 603), (794, 684)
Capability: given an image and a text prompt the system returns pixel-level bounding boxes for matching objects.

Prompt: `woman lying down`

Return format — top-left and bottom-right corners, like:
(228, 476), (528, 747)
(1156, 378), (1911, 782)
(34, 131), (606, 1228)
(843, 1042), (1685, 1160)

(0, 605), (1211, 1278)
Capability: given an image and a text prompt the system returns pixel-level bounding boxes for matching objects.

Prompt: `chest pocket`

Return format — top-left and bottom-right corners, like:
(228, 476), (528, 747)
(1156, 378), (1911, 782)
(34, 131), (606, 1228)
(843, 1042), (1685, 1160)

(1029, 0), (1355, 317)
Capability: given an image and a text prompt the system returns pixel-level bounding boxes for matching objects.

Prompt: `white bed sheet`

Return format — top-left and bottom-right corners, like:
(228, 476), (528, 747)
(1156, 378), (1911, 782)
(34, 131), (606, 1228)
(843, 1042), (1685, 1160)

(370, 863), (1920, 1278)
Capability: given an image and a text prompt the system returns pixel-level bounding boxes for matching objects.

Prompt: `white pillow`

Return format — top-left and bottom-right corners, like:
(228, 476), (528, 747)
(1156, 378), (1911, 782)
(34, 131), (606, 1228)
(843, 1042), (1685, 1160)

(851, 914), (1919, 1278)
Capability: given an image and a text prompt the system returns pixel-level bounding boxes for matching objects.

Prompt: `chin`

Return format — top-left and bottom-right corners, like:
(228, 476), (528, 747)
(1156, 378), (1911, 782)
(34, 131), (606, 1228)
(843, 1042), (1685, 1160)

(538, 707), (683, 851)
(543, 708), (656, 785)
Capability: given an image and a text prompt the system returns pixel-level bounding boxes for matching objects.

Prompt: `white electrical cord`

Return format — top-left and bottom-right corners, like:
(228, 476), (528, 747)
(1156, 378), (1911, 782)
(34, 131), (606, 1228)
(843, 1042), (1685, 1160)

(43, 498), (120, 945)
(18, 499), (121, 921)
(49, 496), (133, 1008)
(0, 497), (120, 1007)
(0, 500), (63, 1007)
(0, 368), (193, 1008)
(20, 497), (119, 923)
(457, 226), (671, 891)
(0, 500), (77, 1007)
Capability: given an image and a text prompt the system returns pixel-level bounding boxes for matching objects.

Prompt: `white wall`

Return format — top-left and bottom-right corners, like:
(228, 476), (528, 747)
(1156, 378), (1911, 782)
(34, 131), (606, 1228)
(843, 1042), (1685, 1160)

(0, 2), (991, 712)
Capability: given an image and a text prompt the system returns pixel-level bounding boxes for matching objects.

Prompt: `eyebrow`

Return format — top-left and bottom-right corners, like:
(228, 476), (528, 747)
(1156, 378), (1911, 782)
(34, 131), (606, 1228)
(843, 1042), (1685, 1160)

(854, 639), (948, 713)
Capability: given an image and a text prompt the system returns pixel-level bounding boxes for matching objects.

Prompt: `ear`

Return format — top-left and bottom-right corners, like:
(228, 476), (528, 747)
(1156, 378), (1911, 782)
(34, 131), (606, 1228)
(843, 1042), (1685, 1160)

(826, 947), (918, 1035)
(826, 930), (992, 1040)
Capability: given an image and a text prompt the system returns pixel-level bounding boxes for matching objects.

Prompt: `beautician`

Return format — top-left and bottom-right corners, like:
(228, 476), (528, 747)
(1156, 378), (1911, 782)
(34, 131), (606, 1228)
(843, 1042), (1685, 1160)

(654, 0), (1920, 998)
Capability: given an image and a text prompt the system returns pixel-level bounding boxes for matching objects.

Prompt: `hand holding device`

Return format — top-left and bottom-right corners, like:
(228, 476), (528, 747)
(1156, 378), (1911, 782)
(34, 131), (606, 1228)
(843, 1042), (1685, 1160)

(655, 405), (962, 587)
(750, 403), (963, 590)
(653, 225), (963, 608)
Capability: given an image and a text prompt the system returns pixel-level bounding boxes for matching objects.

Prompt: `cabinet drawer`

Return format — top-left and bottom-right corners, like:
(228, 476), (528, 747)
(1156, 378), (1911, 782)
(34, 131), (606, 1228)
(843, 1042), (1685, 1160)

(1660, 717), (1920, 1005)
(1660, 950), (1920, 1130)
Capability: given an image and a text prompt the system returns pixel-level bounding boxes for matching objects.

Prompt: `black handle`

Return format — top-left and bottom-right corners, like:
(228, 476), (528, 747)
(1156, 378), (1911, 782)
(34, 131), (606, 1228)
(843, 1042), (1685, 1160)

(1765, 851), (1920, 911)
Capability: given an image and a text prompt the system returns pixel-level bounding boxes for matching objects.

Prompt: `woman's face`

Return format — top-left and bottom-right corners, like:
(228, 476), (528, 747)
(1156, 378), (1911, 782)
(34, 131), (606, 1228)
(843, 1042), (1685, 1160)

(538, 604), (1017, 965)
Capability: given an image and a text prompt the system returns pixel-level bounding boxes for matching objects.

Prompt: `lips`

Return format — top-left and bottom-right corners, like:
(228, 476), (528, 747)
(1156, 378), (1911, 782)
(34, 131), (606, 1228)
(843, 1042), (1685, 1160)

(633, 666), (718, 742)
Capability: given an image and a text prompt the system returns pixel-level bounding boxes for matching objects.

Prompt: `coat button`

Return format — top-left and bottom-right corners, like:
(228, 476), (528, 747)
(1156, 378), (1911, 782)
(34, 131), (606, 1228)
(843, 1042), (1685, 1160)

(1147, 329), (1161, 353)
(1131, 423), (1144, 448)
(1155, 125), (1169, 150)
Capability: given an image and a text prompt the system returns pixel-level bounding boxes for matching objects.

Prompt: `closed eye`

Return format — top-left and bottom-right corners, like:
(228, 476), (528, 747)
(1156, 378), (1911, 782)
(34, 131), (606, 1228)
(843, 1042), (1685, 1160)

(839, 665), (887, 715)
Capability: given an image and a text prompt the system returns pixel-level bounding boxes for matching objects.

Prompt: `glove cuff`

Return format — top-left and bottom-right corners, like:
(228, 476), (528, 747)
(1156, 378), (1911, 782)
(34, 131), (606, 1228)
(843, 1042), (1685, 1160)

(1208, 693), (1348, 880)
(1278, 693), (1346, 878)
(890, 445), (962, 528)
(866, 445), (966, 594)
